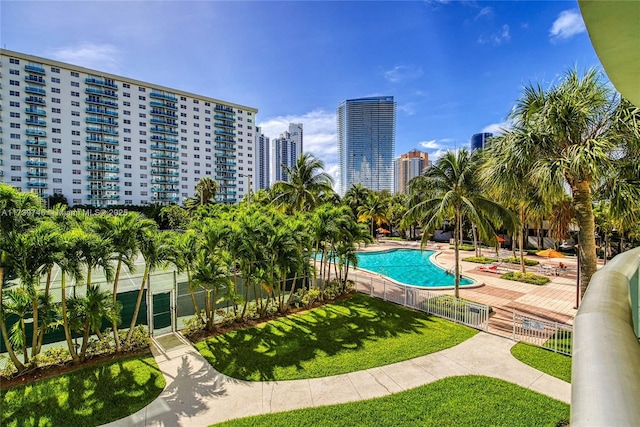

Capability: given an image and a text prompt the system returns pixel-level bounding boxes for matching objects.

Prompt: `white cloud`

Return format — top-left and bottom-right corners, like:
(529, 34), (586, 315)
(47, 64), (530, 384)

(475, 7), (493, 21)
(478, 24), (510, 45)
(482, 121), (511, 135)
(258, 109), (339, 186)
(420, 140), (441, 150)
(549, 10), (586, 42)
(47, 43), (122, 74)
(384, 65), (423, 83)
(397, 102), (417, 116)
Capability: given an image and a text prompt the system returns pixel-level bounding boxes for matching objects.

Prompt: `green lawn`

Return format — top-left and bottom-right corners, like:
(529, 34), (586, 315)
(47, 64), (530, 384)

(1, 354), (165, 427)
(213, 375), (570, 427)
(511, 342), (572, 383)
(195, 293), (477, 381)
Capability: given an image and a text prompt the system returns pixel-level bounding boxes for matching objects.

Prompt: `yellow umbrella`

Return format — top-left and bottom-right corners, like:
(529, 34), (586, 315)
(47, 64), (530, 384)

(536, 248), (566, 259)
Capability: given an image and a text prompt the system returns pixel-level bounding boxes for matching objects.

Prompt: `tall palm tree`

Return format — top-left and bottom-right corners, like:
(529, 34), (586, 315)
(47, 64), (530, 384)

(271, 153), (334, 213)
(357, 192), (389, 237)
(58, 229), (85, 364)
(405, 149), (517, 298)
(492, 68), (640, 296)
(186, 177), (219, 210)
(342, 183), (371, 217)
(164, 230), (203, 322)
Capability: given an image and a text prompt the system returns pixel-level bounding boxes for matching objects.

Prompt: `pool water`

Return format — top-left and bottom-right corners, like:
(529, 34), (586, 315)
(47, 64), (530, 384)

(356, 249), (474, 288)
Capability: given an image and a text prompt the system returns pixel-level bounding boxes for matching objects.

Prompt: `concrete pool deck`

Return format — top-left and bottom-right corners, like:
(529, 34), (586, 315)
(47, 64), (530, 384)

(105, 331), (570, 427)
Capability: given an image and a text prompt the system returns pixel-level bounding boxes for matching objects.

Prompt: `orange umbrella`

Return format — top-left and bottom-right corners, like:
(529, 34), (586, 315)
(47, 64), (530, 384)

(497, 236), (506, 243)
(376, 227), (390, 234)
(536, 248), (565, 259)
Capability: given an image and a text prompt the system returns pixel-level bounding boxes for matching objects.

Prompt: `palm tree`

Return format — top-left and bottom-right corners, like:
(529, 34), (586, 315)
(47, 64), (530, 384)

(271, 153), (334, 213)
(164, 230), (203, 323)
(342, 183), (371, 217)
(3, 286), (32, 365)
(405, 149), (517, 298)
(357, 192), (389, 237)
(186, 177), (219, 210)
(492, 68), (640, 296)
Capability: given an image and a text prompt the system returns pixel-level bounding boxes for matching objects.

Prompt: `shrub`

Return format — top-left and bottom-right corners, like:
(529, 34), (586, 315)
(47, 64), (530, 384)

(502, 256), (539, 266)
(451, 244), (475, 251)
(501, 271), (550, 285)
(33, 347), (71, 367)
(463, 256), (498, 264)
(182, 315), (206, 337)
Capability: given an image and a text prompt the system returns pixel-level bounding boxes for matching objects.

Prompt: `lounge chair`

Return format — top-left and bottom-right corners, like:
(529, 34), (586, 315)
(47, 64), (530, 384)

(477, 263), (504, 273)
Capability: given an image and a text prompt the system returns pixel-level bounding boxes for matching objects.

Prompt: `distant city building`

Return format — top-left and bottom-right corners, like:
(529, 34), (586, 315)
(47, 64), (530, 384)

(0, 49), (258, 206)
(255, 127), (270, 190)
(337, 96), (396, 195)
(470, 132), (493, 151)
(394, 149), (429, 194)
(270, 123), (303, 183)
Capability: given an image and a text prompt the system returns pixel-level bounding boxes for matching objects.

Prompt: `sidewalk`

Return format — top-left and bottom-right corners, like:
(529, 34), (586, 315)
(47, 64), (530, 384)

(105, 331), (570, 427)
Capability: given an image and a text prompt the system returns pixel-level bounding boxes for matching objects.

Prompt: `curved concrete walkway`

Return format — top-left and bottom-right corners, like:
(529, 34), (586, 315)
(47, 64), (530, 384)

(105, 331), (570, 427)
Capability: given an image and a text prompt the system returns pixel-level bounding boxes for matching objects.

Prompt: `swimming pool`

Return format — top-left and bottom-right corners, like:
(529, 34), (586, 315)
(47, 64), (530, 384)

(356, 249), (475, 288)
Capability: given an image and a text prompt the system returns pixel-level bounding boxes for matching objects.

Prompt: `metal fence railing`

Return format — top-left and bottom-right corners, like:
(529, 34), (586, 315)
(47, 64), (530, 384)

(349, 271), (490, 331)
(512, 311), (573, 356)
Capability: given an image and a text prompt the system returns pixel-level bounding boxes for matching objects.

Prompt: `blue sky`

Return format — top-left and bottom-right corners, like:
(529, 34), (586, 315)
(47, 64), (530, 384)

(1, 1), (601, 184)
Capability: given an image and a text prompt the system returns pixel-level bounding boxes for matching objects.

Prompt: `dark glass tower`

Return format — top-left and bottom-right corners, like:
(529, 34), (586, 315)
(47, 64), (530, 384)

(470, 132), (493, 151)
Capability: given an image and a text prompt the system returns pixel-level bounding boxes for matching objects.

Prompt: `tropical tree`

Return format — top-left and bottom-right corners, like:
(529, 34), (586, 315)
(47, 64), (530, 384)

(342, 183), (371, 217)
(271, 152), (334, 213)
(164, 230), (203, 323)
(405, 149), (517, 297)
(357, 192), (389, 237)
(186, 177), (219, 210)
(492, 68), (640, 295)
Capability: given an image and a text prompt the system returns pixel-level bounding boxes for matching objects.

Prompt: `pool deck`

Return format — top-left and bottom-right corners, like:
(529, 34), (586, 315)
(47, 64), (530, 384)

(359, 240), (580, 337)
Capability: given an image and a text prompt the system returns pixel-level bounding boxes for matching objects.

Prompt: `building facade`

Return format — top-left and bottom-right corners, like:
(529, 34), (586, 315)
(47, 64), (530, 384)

(394, 149), (429, 194)
(255, 126), (270, 191)
(337, 96), (396, 195)
(270, 123), (303, 184)
(470, 132), (493, 151)
(0, 50), (258, 206)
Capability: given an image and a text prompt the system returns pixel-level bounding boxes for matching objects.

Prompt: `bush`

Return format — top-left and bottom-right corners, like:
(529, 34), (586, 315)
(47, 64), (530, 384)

(502, 256), (540, 266)
(182, 315), (206, 337)
(451, 244), (475, 251)
(33, 347), (71, 367)
(501, 271), (550, 285)
(463, 256), (498, 264)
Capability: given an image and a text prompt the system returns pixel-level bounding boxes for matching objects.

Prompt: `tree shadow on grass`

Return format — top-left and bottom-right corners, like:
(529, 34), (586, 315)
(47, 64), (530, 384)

(197, 294), (445, 381)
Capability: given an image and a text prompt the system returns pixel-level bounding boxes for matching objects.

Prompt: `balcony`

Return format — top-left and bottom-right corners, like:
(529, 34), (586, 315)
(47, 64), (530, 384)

(86, 137), (119, 145)
(85, 77), (118, 89)
(26, 171), (47, 178)
(215, 160), (237, 166)
(86, 156), (119, 164)
(87, 185), (120, 191)
(150, 92), (178, 102)
(25, 87), (46, 96)
(215, 144), (235, 151)
(24, 75), (46, 85)
(150, 118), (178, 127)
(151, 178), (179, 185)
(150, 126), (179, 135)
(151, 170), (179, 176)
(86, 127), (119, 136)
(215, 129), (236, 137)
(216, 152), (236, 159)
(214, 105), (235, 114)
(26, 182), (48, 188)
(151, 187), (179, 193)
(86, 146), (119, 154)
(86, 165), (119, 172)
(86, 97), (119, 108)
(215, 136), (235, 144)
(150, 144), (179, 152)
(85, 87), (118, 98)
(215, 175), (236, 181)
(25, 107), (46, 116)
(25, 97), (45, 105)
(150, 135), (178, 144)
(86, 117), (119, 126)
(150, 109), (178, 118)
(25, 118), (46, 126)
(26, 161), (47, 168)
(150, 101), (178, 110)
(25, 64), (45, 74)
(26, 139), (47, 147)
(215, 167), (236, 174)
(151, 152), (179, 160)
(26, 129), (46, 137)
(218, 190), (237, 196)
(151, 195), (180, 202)
(214, 114), (235, 122)
(214, 122), (236, 129)
(86, 175), (120, 182)
(151, 161), (179, 168)
(86, 107), (118, 117)
(87, 194), (121, 201)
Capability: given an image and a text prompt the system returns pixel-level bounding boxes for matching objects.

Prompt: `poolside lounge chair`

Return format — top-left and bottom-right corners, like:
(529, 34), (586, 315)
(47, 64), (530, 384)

(477, 263), (504, 273)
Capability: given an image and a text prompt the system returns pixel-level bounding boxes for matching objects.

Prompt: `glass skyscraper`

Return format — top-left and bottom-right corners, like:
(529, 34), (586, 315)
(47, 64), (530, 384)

(337, 96), (396, 196)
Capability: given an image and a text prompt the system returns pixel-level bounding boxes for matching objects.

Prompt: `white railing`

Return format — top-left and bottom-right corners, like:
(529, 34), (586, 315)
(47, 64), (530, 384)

(350, 271), (489, 331)
(512, 311), (572, 356)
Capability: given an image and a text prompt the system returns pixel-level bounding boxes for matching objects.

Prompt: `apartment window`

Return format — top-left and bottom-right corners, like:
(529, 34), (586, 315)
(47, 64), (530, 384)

(51, 88), (61, 94)
(73, 189), (82, 194)
(139, 105), (146, 110)
(181, 153), (187, 157)
(72, 170), (81, 175)
(194, 170), (200, 174)
(139, 156), (147, 161)
(71, 120), (80, 126)
(51, 77), (61, 83)
(9, 69), (19, 75)
(125, 182), (132, 187)
(123, 101), (131, 107)
(10, 123), (20, 129)
(124, 146), (132, 151)
(72, 150), (81, 155)
(125, 173), (132, 177)
(123, 92), (131, 98)
(71, 91), (79, 97)
(71, 71), (79, 77)
(125, 164), (132, 169)
(10, 155), (21, 161)
(139, 139), (146, 144)
(72, 140), (81, 145)
(194, 154), (200, 159)
(73, 199), (82, 204)
(140, 148), (147, 153)
(124, 129), (131, 133)
(205, 109), (210, 114)
(52, 98), (61, 104)
(181, 177), (188, 181)
(180, 96), (186, 101)
(140, 174), (147, 179)
(10, 101), (20, 107)
(53, 148), (62, 154)
(140, 131), (146, 135)
(11, 176), (22, 182)
(10, 91), (19, 96)
(72, 130), (81, 136)
(10, 58), (20, 64)
(124, 119), (131, 125)
(138, 96), (146, 101)
(124, 155), (132, 160)
(53, 158), (62, 164)
(181, 113), (187, 117)
(71, 81), (80, 87)
(123, 83), (130, 88)
(181, 145), (187, 149)
(51, 118), (61, 125)
(10, 135), (20, 140)
(10, 80), (20, 86)
(10, 112), (20, 118)
(52, 108), (61, 113)
(139, 113), (146, 118)
(71, 111), (80, 116)
(180, 121), (187, 125)
(194, 162), (200, 167)
(140, 183), (147, 188)
(194, 123), (199, 127)
(140, 192), (148, 196)
(10, 166), (21, 171)
(10, 144), (21, 149)
(124, 137), (132, 143)
(194, 131), (199, 135)
(124, 110), (131, 115)
(73, 179), (81, 184)
(51, 67), (60, 73)
(180, 105), (186, 109)
(193, 107), (199, 112)
(72, 160), (81, 165)
(125, 191), (132, 195)
(194, 146), (200, 151)
(71, 101), (80, 107)
(181, 137), (187, 141)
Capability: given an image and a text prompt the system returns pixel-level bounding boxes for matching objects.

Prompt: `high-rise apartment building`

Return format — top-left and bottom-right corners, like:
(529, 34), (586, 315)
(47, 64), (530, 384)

(270, 123), (303, 183)
(0, 50), (258, 206)
(470, 132), (493, 151)
(394, 149), (429, 194)
(255, 127), (270, 190)
(337, 96), (396, 195)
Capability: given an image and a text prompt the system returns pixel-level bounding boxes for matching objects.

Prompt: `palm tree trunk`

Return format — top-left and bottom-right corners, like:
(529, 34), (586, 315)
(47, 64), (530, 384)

(519, 207), (526, 273)
(36, 267), (54, 355)
(573, 181), (598, 298)
(126, 264), (149, 343)
(112, 259), (122, 352)
(472, 225), (479, 257)
(31, 289), (39, 359)
(61, 271), (80, 364)
(453, 210), (461, 299)
(0, 267), (26, 372)
(80, 322), (91, 362)
(186, 267), (202, 323)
